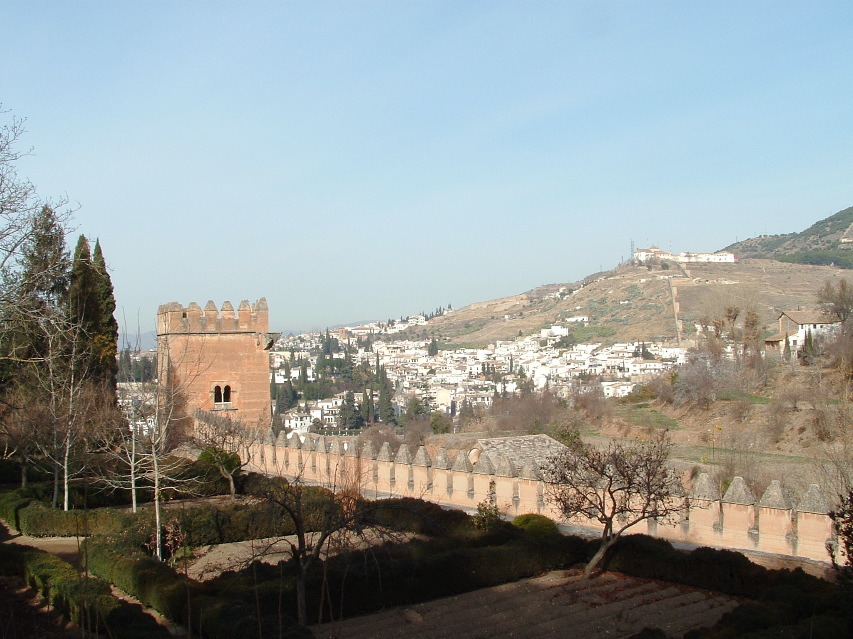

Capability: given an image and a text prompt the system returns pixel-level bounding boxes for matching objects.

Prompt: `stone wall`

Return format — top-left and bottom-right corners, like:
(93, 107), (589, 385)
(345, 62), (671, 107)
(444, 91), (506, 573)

(246, 434), (840, 564)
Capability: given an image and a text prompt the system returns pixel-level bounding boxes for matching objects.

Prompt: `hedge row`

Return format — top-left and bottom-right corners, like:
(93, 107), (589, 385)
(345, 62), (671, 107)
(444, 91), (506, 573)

(0, 542), (169, 638)
(16, 499), (137, 537)
(85, 535), (312, 639)
(0, 488), (33, 529)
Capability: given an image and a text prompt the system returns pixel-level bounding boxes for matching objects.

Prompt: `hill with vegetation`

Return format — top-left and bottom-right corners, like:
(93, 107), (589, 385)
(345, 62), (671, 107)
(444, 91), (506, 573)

(724, 205), (853, 267)
(403, 259), (851, 348)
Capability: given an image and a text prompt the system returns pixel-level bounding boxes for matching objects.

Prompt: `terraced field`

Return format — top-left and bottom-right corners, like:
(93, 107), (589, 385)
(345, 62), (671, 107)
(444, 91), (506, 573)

(312, 568), (739, 639)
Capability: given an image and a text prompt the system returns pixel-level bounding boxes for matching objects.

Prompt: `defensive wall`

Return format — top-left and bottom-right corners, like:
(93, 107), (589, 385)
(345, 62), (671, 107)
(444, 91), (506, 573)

(246, 433), (840, 565)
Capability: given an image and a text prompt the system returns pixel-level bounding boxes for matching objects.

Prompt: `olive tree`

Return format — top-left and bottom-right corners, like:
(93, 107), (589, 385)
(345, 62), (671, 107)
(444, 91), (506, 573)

(543, 430), (686, 578)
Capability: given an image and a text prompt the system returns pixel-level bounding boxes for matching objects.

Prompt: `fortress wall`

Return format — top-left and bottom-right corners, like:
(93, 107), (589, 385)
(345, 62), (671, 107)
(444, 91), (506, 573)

(247, 437), (838, 564)
(432, 467), (453, 502)
(719, 503), (757, 550)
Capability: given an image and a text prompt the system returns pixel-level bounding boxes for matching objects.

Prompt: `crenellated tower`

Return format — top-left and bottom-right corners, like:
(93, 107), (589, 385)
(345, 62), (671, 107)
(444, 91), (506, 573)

(157, 298), (278, 436)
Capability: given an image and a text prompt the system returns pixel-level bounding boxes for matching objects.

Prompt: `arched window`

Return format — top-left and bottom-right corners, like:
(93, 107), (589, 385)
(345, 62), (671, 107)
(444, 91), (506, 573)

(223, 385), (232, 403)
(214, 385), (222, 403)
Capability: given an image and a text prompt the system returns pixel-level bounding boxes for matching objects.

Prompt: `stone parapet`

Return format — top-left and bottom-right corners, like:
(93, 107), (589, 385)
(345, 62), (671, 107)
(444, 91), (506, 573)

(245, 437), (839, 564)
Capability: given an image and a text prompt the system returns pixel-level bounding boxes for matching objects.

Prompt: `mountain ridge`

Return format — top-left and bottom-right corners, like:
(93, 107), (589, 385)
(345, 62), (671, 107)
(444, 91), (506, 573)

(724, 205), (853, 266)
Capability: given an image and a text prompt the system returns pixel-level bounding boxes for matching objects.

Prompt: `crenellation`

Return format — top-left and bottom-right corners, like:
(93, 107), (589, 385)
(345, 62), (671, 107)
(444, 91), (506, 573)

(158, 298), (271, 335)
(243, 435), (843, 565)
(220, 301), (235, 325)
(395, 444), (413, 465)
(238, 300), (252, 329)
(412, 446), (431, 467)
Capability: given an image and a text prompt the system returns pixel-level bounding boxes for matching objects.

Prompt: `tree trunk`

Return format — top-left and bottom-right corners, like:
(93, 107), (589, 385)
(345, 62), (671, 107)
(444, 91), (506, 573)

(130, 427), (137, 513)
(62, 436), (71, 511)
(296, 567), (307, 626)
(583, 535), (618, 579)
(153, 439), (162, 561)
(19, 461), (27, 489)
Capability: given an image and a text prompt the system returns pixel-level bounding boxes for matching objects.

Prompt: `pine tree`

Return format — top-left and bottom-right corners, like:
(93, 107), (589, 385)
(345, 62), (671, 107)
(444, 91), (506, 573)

(19, 205), (69, 304)
(2, 205), (70, 382)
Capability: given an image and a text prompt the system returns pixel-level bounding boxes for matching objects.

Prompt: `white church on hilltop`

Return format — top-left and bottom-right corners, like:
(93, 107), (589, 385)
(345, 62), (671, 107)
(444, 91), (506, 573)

(634, 246), (736, 265)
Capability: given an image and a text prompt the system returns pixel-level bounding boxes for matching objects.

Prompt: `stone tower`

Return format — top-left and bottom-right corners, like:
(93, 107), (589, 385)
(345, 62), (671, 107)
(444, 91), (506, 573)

(156, 298), (278, 436)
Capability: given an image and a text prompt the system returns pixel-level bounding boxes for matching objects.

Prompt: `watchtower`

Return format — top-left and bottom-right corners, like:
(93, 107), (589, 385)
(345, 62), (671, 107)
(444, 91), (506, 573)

(156, 298), (278, 436)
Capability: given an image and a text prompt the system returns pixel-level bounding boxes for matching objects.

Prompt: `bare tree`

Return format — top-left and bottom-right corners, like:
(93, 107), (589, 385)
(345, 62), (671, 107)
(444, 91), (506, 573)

(23, 306), (105, 510)
(0, 110), (40, 272)
(95, 332), (209, 556)
(818, 279), (853, 324)
(248, 443), (382, 627)
(829, 490), (853, 586)
(543, 430), (686, 578)
(0, 384), (50, 487)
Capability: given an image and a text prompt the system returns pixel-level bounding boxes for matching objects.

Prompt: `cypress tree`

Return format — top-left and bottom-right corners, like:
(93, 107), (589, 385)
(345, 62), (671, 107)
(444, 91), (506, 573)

(92, 239), (118, 393)
(67, 235), (101, 372)
(340, 391), (357, 429)
(378, 365), (395, 424)
(360, 388), (373, 424)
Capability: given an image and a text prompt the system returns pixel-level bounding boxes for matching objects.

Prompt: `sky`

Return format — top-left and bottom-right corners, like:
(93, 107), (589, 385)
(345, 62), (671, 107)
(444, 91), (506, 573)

(2, 2), (852, 336)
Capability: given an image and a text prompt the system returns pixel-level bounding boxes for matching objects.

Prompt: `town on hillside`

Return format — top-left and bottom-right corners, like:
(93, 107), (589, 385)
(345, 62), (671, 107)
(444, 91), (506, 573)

(271, 326), (686, 434)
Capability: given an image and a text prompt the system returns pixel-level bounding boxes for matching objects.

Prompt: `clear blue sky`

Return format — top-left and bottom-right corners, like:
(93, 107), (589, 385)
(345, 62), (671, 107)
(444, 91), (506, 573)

(2, 2), (852, 335)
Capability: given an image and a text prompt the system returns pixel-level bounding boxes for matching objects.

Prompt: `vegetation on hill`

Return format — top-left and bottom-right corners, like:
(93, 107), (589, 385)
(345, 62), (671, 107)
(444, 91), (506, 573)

(726, 205), (853, 266)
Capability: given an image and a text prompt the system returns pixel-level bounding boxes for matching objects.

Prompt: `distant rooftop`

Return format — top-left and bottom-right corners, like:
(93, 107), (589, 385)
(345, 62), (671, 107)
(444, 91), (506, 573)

(476, 434), (567, 469)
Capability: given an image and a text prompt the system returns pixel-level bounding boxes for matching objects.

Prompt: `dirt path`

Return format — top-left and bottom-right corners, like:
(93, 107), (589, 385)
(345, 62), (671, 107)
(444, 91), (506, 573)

(312, 568), (740, 639)
(187, 529), (415, 581)
(0, 524), (86, 568)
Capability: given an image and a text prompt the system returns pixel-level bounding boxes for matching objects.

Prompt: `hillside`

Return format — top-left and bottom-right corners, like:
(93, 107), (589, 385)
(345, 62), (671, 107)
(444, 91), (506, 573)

(406, 259), (851, 348)
(724, 205), (853, 267)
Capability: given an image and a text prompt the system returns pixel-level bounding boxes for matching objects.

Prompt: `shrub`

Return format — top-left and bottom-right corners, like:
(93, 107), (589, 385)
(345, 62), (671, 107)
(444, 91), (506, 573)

(0, 488), (33, 530)
(511, 513), (558, 537)
(0, 543), (169, 638)
(471, 482), (502, 531)
(15, 500), (136, 537)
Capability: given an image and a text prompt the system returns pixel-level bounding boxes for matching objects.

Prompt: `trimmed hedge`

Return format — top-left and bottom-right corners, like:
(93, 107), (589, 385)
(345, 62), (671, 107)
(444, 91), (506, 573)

(0, 488), (33, 530)
(0, 542), (169, 638)
(85, 534), (313, 639)
(85, 536), (191, 621)
(16, 499), (137, 537)
(512, 513), (559, 537)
